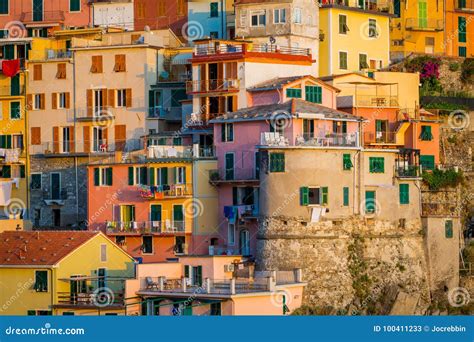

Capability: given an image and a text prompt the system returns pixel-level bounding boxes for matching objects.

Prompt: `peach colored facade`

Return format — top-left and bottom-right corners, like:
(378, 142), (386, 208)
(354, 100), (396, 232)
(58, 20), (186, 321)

(134, 0), (187, 34)
(445, 0), (474, 57)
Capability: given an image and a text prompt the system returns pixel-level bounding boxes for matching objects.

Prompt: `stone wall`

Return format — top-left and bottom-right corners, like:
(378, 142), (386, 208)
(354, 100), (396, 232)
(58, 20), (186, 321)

(256, 216), (432, 313)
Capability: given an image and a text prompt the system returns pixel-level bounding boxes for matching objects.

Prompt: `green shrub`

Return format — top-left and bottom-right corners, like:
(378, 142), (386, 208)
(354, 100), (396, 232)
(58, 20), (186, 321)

(461, 58), (474, 83)
(422, 168), (464, 190)
(448, 62), (460, 72)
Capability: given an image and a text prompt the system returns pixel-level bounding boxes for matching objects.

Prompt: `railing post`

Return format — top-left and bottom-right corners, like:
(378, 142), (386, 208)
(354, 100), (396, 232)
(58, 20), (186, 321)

(206, 278), (211, 293)
(268, 276), (276, 292)
(230, 278), (236, 295)
(182, 277), (187, 292)
(295, 268), (303, 283)
(159, 276), (165, 291)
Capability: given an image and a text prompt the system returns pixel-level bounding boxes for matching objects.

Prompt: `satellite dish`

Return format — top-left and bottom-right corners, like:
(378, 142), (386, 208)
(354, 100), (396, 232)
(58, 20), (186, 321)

(269, 36), (276, 44)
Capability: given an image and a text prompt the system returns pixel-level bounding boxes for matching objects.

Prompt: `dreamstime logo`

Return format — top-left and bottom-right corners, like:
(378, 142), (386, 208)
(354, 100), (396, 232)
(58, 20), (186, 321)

(181, 21), (204, 41)
(92, 109), (114, 129)
(448, 110), (470, 131)
(183, 198), (204, 219)
(270, 289), (292, 309)
(267, 110), (292, 131)
(92, 287), (115, 308)
(448, 287), (471, 307)
(359, 198), (382, 218)
(4, 21), (26, 39)
(360, 21), (382, 41)
(4, 198), (25, 219)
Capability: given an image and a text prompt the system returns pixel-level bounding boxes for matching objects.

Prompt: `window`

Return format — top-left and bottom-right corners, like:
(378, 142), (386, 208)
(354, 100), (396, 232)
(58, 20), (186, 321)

(418, 0), (427, 28)
(269, 153), (285, 172)
(0, 135), (12, 149)
(93, 167), (113, 186)
(305, 86), (322, 104)
(210, 2), (218, 17)
(31, 173), (42, 190)
(459, 0), (467, 7)
(33, 65), (42, 80)
(369, 157), (384, 173)
(210, 31), (219, 39)
(176, 167), (186, 184)
(420, 155), (435, 171)
(300, 187), (328, 205)
(100, 244), (107, 262)
(91, 56), (103, 73)
(58, 93), (67, 109)
(210, 302), (222, 315)
(221, 123), (234, 142)
(56, 63), (66, 79)
(251, 11), (266, 27)
(228, 223), (235, 245)
(225, 153), (235, 180)
(34, 270), (48, 292)
(343, 187), (349, 206)
(368, 19), (377, 37)
(0, 0), (8, 14)
(117, 89), (127, 107)
(339, 51), (348, 70)
(459, 46), (467, 57)
(142, 236), (153, 254)
(115, 236), (126, 246)
(33, 94), (44, 110)
(274, 9), (286, 24)
(132, 166), (148, 186)
(399, 184), (409, 204)
(70, 0), (80, 12)
(173, 205), (184, 227)
(0, 165), (11, 178)
(286, 88), (301, 98)
(445, 220), (453, 238)
(339, 15), (348, 34)
(419, 125), (433, 141)
(10, 101), (20, 119)
(359, 54), (368, 70)
(365, 191), (376, 213)
(458, 17), (466, 43)
(343, 154), (353, 170)
(294, 8), (302, 24)
(114, 54), (126, 72)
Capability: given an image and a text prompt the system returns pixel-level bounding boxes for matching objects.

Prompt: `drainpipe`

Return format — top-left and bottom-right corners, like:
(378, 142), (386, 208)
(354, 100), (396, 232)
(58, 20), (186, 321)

(23, 62), (30, 224)
(221, 0), (225, 39)
(72, 50), (79, 226)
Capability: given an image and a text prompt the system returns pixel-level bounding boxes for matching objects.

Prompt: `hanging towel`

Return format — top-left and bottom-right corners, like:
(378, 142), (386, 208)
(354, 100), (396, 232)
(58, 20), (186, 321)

(311, 207), (321, 223)
(0, 181), (12, 206)
(2, 59), (20, 77)
(223, 206), (233, 219)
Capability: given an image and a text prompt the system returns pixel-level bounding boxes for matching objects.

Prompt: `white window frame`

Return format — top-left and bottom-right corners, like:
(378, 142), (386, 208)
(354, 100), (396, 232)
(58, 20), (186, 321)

(293, 8), (302, 24)
(223, 123), (233, 142)
(116, 89), (126, 107)
(176, 166), (186, 184)
(99, 167), (111, 186)
(93, 89), (104, 116)
(307, 186), (322, 206)
(228, 223), (235, 246)
(33, 94), (42, 110)
(58, 92), (66, 109)
(273, 8), (286, 24)
(250, 10), (266, 27)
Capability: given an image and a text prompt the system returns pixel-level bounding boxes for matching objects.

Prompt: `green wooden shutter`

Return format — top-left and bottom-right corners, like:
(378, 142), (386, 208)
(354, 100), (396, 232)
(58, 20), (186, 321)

(399, 184), (409, 204)
(173, 205), (184, 221)
(420, 155), (435, 171)
(420, 125), (433, 141)
(305, 86), (322, 104)
(4, 45), (14, 60)
(10, 102), (20, 119)
(458, 17), (466, 43)
(161, 167), (168, 185)
(94, 168), (100, 186)
(1, 165), (11, 178)
(11, 75), (20, 96)
(151, 204), (162, 221)
(270, 153), (285, 172)
(149, 167), (155, 186)
(184, 265), (190, 278)
(0, 0), (8, 14)
(418, 1), (427, 28)
(365, 191), (376, 213)
(321, 187), (328, 205)
(6, 135), (11, 149)
(343, 154), (353, 170)
(343, 187), (349, 206)
(232, 187), (238, 205)
(20, 165), (25, 178)
(27, 310), (36, 316)
(221, 124), (226, 142)
(286, 88), (301, 98)
(106, 167), (113, 186)
(300, 187), (309, 206)
(445, 220), (453, 238)
(196, 266), (203, 286)
(225, 153), (234, 180)
(128, 167), (134, 185)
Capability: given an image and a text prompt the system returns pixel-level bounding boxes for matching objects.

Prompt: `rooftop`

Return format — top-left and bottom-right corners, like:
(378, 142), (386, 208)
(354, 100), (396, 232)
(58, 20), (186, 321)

(248, 75), (341, 93)
(0, 231), (99, 266)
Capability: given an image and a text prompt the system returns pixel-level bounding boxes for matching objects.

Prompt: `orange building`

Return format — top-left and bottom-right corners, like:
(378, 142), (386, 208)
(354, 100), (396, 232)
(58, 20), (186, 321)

(445, 0), (474, 57)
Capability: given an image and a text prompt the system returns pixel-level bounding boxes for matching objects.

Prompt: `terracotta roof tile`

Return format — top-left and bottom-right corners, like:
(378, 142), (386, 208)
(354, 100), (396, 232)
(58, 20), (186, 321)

(0, 231), (100, 266)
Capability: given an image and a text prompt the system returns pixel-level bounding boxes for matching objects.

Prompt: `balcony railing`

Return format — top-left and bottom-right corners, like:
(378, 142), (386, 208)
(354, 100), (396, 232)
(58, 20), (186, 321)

(322, 0), (392, 12)
(356, 95), (399, 107)
(209, 168), (258, 183)
(30, 139), (144, 155)
(455, 0), (474, 11)
(186, 79), (239, 94)
(194, 43), (311, 57)
(45, 49), (72, 60)
(56, 291), (124, 307)
(364, 131), (397, 144)
(405, 18), (444, 31)
(147, 106), (182, 118)
(0, 86), (24, 97)
(395, 165), (422, 178)
(260, 132), (359, 148)
(43, 189), (68, 201)
(137, 183), (193, 199)
(105, 221), (185, 234)
(20, 10), (65, 23)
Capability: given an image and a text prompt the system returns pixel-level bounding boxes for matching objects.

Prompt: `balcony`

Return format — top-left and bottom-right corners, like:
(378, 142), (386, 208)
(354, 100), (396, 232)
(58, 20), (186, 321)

(45, 49), (72, 60)
(356, 95), (399, 108)
(395, 165), (422, 178)
(186, 79), (240, 94)
(105, 221), (185, 235)
(137, 183), (193, 199)
(55, 291), (124, 308)
(321, 0), (392, 13)
(147, 106), (182, 119)
(75, 107), (115, 122)
(260, 132), (360, 148)
(209, 168), (259, 185)
(0, 86), (24, 97)
(193, 42), (312, 59)
(405, 18), (444, 31)
(30, 139), (144, 156)
(20, 11), (65, 24)
(363, 131), (398, 145)
(455, 0), (474, 11)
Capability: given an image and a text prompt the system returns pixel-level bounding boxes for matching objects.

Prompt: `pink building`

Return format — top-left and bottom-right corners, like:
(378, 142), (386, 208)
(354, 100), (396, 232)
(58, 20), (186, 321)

(0, 0), (91, 37)
(209, 76), (363, 257)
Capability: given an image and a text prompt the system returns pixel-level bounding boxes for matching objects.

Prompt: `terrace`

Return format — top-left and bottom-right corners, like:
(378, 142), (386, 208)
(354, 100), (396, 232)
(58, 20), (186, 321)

(105, 220), (186, 235)
(405, 18), (444, 31)
(186, 79), (240, 94)
(336, 81), (399, 109)
(260, 132), (360, 148)
(20, 11), (65, 25)
(29, 139), (143, 157)
(320, 0), (392, 13)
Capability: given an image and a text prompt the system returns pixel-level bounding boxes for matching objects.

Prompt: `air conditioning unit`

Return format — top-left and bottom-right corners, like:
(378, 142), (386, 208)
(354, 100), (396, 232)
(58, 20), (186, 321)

(224, 264), (235, 272)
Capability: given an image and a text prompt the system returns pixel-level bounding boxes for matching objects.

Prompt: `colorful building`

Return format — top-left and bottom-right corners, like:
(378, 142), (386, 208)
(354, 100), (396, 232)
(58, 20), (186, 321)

(0, 37), (30, 230)
(444, 0), (474, 57)
(87, 143), (218, 262)
(188, 0), (236, 40)
(125, 255), (306, 315)
(134, 0), (187, 35)
(318, 0), (391, 76)
(390, 0), (445, 60)
(0, 231), (135, 316)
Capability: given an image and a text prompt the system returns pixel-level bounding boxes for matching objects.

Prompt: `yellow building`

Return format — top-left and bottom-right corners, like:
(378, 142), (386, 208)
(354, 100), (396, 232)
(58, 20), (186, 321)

(390, 0), (445, 60)
(0, 231), (135, 316)
(0, 38), (31, 230)
(319, 0), (391, 76)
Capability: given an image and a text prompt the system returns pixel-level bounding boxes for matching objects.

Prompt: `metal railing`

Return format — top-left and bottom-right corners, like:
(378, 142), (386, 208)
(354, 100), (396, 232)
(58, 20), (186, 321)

(195, 44), (243, 56)
(147, 106), (181, 118)
(194, 43), (311, 57)
(45, 49), (72, 60)
(209, 168), (258, 183)
(322, 0), (391, 12)
(20, 10), (65, 23)
(356, 95), (399, 107)
(30, 139), (144, 155)
(364, 131), (397, 144)
(405, 18), (444, 31)
(56, 291), (124, 306)
(186, 79), (239, 93)
(43, 189), (68, 201)
(137, 183), (193, 199)
(260, 132), (359, 148)
(394, 165), (422, 178)
(105, 221), (185, 234)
